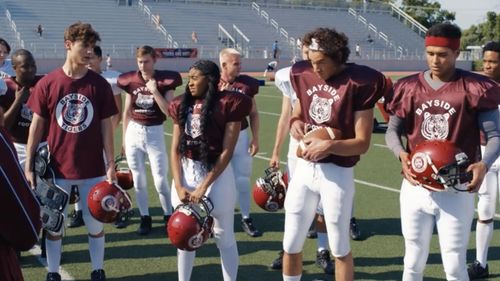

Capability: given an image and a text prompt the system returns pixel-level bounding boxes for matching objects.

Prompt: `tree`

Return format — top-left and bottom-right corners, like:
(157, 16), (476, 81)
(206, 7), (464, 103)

(462, 12), (500, 47)
(399, 0), (455, 28)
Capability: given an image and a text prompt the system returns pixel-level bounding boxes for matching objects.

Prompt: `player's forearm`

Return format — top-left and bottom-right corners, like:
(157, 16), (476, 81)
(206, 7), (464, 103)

(3, 102), (22, 129)
(25, 114), (45, 172)
(170, 125), (184, 191)
(327, 109), (373, 156)
(151, 90), (170, 116)
(249, 112), (260, 142)
(111, 95), (122, 131)
(101, 117), (115, 166)
(385, 115), (406, 159)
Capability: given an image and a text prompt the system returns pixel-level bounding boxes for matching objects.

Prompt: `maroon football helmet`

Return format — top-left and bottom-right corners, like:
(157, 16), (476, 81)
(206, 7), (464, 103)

(410, 140), (472, 192)
(253, 167), (288, 212)
(167, 197), (214, 251)
(87, 181), (133, 223)
(115, 155), (134, 190)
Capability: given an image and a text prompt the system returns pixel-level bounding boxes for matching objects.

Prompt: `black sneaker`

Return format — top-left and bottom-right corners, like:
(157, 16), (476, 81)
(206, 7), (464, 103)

(307, 229), (318, 239)
(468, 260), (489, 279)
(241, 217), (262, 237)
(349, 217), (361, 241)
(137, 215), (152, 235)
(164, 215), (171, 237)
(91, 269), (106, 281)
(46, 272), (61, 281)
(315, 249), (334, 274)
(269, 250), (283, 270)
(67, 210), (84, 228)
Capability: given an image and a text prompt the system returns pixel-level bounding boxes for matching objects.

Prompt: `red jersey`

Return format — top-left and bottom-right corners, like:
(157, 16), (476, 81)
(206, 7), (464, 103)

(220, 74), (259, 130)
(27, 68), (118, 179)
(385, 70), (500, 162)
(168, 91), (252, 164)
(0, 127), (41, 281)
(118, 70), (182, 126)
(291, 61), (387, 167)
(0, 75), (44, 143)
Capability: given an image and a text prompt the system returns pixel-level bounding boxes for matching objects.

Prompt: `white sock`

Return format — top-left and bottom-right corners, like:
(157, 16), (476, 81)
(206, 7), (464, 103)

(178, 250), (196, 281)
(46, 239), (62, 273)
(220, 243), (239, 281)
(476, 222), (493, 267)
(88, 235), (105, 270)
(283, 274), (301, 281)
(75, 201), (82, 212)
(317, 232), (329, 252)
(238, 190), (251, 218)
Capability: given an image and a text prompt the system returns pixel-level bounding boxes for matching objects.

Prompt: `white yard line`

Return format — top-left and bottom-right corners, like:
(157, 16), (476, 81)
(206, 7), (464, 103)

(29, 245), (75, 281)
(373, 143), (388, 148)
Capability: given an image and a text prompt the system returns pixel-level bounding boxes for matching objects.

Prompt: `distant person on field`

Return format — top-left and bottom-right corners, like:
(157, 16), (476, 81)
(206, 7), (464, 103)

(191, 31), (198, 44)
(272, 40), (279, 59)
(355, 44), (361, 57)
(263, 60), (278, 79)
(37, 24), (43, 38)
(106, 54), (112, 71)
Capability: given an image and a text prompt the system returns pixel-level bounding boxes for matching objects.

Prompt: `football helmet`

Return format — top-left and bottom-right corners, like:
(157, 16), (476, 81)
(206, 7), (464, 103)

(410, 140), (472, 192)
(115, 154), (134, 190)
(167, 197), (214, 251)
(34, 145), (50, 177)
(87, 181), (133, 223)
(253, 167), (288, 212)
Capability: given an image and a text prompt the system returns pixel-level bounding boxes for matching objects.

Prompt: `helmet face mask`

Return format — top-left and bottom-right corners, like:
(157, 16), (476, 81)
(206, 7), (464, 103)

(410, 140), (472, 192)
(253, 167), (287, 212)
(168, 197), (214, 251)
(115, 154), (134, 190)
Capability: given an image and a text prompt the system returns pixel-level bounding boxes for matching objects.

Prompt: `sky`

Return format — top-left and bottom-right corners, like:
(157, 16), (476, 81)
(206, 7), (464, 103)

(435, 0), (500, 29)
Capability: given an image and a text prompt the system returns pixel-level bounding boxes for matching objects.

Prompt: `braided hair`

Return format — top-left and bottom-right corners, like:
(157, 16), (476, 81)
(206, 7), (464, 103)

(178, 60), (221, 170)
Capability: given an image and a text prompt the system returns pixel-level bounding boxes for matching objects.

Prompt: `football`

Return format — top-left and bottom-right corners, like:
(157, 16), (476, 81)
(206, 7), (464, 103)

(296, 127), (341, 158)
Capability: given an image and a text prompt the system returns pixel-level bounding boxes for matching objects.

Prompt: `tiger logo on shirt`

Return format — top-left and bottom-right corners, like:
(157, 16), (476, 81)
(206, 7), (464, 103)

(421, 112), (449, 140)
(309, 94), (333, 124)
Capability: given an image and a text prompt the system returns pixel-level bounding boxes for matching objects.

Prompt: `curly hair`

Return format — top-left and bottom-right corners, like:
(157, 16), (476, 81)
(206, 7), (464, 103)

(178, 60), (221, 170)
(302, 27), (350, 64)
(64, 22), (100, 45)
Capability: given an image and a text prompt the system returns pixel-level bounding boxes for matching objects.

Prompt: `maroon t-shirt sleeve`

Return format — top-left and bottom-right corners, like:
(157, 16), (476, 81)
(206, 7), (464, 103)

(168, 96), (182, 124)
(0, 128), (41, 251)
(98, 78), (118, 119)
(464, 76), (500, 112)
(117, 71), (134, 93)
(27, 76), (50, 118)
(242, 75), (259, 98)
(352, 68), (387, 111)
(223, 91), (252, 122)
(157, 71), (182, 93)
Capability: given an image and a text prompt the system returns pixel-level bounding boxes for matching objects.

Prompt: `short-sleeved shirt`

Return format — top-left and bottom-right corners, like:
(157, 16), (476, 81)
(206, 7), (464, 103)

(168, 91), (252, 164)
(219, 74), (259, 130)
(0, 75), (44, 144)
(118, 70), (182, 126)
(275, 66), (297, 110)
(291, 61), (387, 167)
(27, 68), (118, 179)
(0, 60), (14, 79)
(385, 69), (500, 162)
(100, 70), (122, 96)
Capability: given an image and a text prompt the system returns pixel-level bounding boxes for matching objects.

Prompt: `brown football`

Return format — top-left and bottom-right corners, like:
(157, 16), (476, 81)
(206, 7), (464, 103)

(296, 127), (342, 158)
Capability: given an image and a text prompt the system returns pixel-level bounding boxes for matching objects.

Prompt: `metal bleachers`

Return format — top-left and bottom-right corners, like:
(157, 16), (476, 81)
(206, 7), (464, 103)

(1, 0), (166, 58)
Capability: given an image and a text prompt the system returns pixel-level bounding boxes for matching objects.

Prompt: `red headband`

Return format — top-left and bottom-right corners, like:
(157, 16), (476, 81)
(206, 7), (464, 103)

(425, 36), (460, 50)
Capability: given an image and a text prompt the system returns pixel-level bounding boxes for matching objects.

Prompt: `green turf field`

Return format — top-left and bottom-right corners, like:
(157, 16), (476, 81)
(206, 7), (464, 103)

(20, 75), (500, 281)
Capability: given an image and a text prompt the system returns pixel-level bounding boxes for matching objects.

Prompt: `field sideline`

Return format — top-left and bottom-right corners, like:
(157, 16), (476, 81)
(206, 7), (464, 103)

(19, 74), (500, 281)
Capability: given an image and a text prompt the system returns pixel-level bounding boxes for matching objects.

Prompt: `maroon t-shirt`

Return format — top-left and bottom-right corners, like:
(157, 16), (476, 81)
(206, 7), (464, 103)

(291, 61), (387, 167)
(27, 68), (118, 179)
(220, 74), (259, 130)
(0, 75), (44, 144)
(168, 90), (252, 163)
(118, 70), (182, 126)
(385, 69), (500, 162)
(0, 127), (41, 281)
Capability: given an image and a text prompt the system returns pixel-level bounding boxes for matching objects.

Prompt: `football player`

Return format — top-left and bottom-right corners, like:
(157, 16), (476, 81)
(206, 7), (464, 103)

(0, 49), (44, 169)
(284, 27), (387, 281)
(25, 22), (117, 281)
(168, 60), (252, 281)
(68, 45), (123, 229)
(468, 40), (500, 280)
(269, 43), (333, 274)
(119, 45), (182, 235)
(0, 38), (14, 79)
(218, 48), (262, 237)
(0, 108), (42, 281)
(385, 23), (500, 281)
